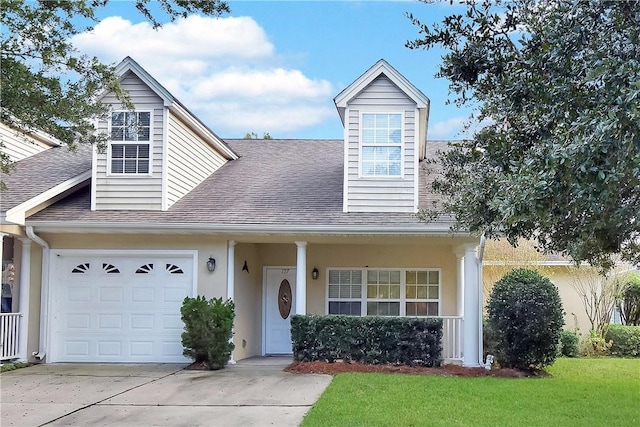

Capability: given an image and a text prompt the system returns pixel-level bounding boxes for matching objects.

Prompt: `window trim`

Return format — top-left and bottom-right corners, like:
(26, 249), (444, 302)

(107, 110), (153, 177)
(325, 267), (441, 317)
(358, 111), (404, 179)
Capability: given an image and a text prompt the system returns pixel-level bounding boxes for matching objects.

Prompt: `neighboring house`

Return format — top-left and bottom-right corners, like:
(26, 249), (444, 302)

(482, 240), (636, 336)
(0, 57), (485, 366)
(0, 122), (62, 163)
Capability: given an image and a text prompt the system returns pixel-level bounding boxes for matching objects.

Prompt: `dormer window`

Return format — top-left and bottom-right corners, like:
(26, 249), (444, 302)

(360, 113), (402, 177)
(109, 111), (151, 174)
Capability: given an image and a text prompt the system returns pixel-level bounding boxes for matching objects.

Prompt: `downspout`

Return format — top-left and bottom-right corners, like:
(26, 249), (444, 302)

(477, 233), (489, 369)
(26, 226), (49, 361)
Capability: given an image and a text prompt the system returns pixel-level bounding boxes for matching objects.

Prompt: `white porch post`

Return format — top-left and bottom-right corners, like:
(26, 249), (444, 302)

(455, 251), (465, 317)
(295, 241), (307, 315)
(226, 240), (236, 364)
(0, 233), (4, 269)
(227, 240), (236, 301)
(18, 238), (31, 362)
(462, 243), (481, 367)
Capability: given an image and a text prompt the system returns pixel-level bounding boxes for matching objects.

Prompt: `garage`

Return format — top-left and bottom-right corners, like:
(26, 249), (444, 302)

(49, 251), (196, 363)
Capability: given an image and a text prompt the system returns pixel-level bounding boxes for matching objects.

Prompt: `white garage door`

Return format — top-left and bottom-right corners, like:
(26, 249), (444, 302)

(49, 252), (195, 363)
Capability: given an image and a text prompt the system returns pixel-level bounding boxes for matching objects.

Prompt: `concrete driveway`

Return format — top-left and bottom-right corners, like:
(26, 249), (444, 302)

(0, 357), (332, 426)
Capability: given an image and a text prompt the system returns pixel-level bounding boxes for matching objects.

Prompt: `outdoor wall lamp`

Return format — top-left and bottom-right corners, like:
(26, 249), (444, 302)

(312, 267), (319, 280)
(207, 256), (216, 272)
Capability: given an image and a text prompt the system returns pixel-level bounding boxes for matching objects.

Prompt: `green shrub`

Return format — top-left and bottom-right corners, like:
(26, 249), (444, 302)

(0, 362), (30, 373)
(486, 269), (564, 370)
(558, 330), (580, 357)
(619, 273), (640, 326)
(580, 330), (612, 357)
(181, 296), (235, 370)
(291, 315), (443, 367)
(604, 324), (640, 357)
(483, 316), (499, 359)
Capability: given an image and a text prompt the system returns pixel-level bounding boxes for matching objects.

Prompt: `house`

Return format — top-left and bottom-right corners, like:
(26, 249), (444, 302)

(0, 58), (485, 366)
(483, 240), (637, 336)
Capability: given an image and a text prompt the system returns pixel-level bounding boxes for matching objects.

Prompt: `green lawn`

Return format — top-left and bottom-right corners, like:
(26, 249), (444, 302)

(301, 358), (640, 427)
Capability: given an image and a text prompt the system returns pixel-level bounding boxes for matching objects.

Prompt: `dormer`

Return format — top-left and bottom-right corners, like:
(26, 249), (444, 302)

(334, 60), (430, 213)
(92, 57), (237, 211)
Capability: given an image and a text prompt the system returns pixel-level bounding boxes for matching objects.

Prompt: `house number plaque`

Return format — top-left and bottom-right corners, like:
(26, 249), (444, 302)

(278, 279), (292, 319)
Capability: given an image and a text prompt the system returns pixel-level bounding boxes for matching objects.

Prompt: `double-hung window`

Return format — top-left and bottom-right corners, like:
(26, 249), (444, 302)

(327, 270), (362, 315)
(327, 268), (441, 317)
(361, 113), (402, 177)
(109, 111), (151, 174)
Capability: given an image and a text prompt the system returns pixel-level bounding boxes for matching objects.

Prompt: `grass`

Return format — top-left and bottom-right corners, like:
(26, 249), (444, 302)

(0, 361), (30, 373)
(301, 358), (640, 427)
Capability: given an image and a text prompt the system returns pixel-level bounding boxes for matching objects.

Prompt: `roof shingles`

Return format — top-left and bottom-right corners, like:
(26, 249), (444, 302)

(27, 139), (454, 228)
(1, 144), (92, 211)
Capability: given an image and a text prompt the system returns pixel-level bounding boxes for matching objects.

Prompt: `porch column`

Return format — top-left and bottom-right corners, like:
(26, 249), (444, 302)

(226, 240), (236, 301)
(226, 240), (236, 364)
(455, 251), (465, 317)
(0, 233), (5, 269)
(18, 238), (31, 362)
(295, 241), (307, 315)
(462, 243), (481, 367)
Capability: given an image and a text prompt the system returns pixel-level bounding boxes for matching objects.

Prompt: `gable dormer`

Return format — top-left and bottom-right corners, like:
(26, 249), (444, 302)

(334, 60), (430, 213)
(92, 57), (237, 211)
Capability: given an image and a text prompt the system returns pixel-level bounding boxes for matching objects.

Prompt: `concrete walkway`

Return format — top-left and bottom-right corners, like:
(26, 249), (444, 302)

(0, 357), (332, 426)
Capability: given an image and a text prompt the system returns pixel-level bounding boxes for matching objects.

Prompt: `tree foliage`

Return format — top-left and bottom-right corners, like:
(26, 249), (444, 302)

(0, 0), (229, 176)
(408, 0), (640, 271)
(619, 272), (640, 326)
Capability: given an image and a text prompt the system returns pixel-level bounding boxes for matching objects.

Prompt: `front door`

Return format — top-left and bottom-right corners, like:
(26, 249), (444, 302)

(264, 267), (296, 354)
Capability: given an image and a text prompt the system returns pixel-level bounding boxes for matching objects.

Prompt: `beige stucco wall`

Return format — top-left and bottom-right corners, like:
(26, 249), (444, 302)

(21, 233), (472, 363)
(483, 265), (593, 336)
(232, 243), (262, 360)
(258, 242), (460, 316)
(549, 267), (594, 336)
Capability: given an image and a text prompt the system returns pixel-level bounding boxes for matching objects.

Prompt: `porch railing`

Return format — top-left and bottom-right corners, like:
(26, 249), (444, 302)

(439, 316), (463, 361)
(0, 313), (21, 361)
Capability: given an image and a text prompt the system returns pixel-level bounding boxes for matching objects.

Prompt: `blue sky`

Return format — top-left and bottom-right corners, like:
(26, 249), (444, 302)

(76, 0), (472, 139)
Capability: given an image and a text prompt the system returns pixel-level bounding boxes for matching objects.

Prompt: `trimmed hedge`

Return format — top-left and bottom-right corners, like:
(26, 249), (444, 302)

(290, 314), (443, 367)
(487, 269), (564, 370)
(604, 325), (640, 357)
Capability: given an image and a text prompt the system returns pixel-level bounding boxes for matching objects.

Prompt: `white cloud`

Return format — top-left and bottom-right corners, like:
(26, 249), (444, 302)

(429, 115), (495, 140)
(428, 116), (468, 139)
(72, 15), (274, 64)
(71, 15), (335, 136)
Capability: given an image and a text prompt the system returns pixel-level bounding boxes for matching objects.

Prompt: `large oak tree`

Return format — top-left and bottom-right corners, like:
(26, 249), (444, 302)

(408, 0), (640, 271)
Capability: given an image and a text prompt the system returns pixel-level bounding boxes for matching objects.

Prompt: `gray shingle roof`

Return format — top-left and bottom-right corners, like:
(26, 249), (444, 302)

(1, 144), (92, 212)
(27, 139), (455, 229)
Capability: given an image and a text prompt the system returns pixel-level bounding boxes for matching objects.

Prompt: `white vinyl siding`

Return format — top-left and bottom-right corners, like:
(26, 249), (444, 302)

(0, 122), (52, 161)
(165, 111), (228, 208)
(326, 268), (441, 317)
(93, 71), (164, 210)
(344, 76), (417, 212)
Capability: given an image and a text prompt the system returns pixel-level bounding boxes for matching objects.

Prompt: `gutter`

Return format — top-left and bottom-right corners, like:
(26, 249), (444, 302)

(25, 226), (49, 361)
(26, 221), (469, 237)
